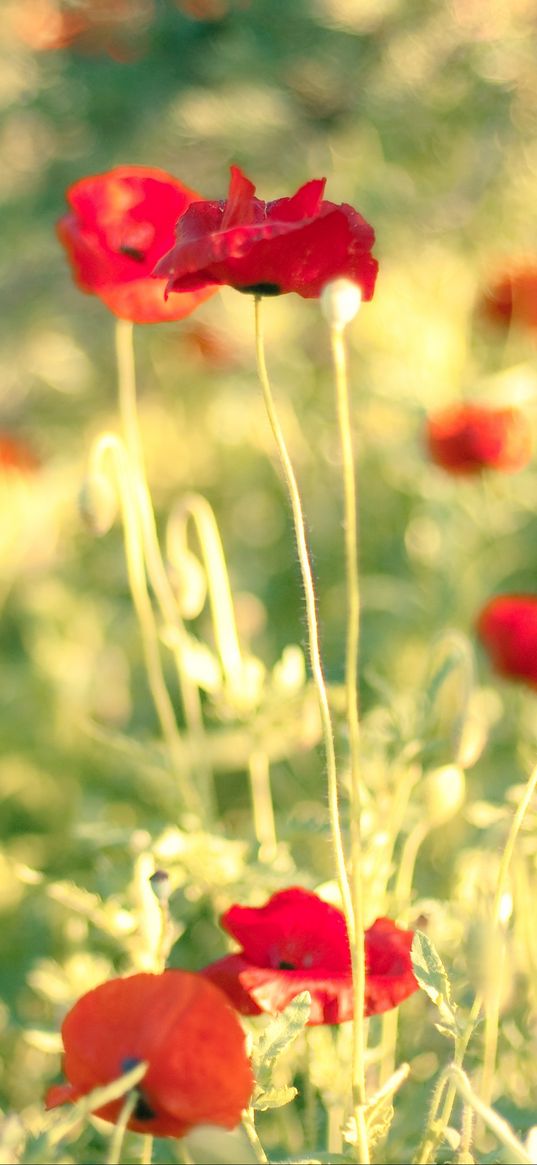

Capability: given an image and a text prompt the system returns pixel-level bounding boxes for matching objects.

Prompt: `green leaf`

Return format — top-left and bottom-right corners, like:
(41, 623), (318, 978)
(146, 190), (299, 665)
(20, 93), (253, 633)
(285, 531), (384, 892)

(252, 991), (311, 1091)
(253, 1084), (298, 1111)
(411, 931), (459, 1037)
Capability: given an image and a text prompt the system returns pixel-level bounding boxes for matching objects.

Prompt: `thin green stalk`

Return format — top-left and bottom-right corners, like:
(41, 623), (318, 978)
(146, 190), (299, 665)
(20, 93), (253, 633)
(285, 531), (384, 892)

(107, 1090), (137, 1165)
(415, 761), (537, 1162)
(140, 1134), (153, 1164)
(248, 748), (278, 859)
(330, 321), (368, 1163)
(90, 434), (203, 819)
(457, 1099), (474, 1164)
(479, 760), (537, 1106)
(376, 764), (421, 1088)
(447, 1066), (531, 1165)
(253, 297), (353, 932)
(304, 1029), (318, 1148)
(115, 320), (213, 820)
(243, 1109), (269, 1163)
(396, 821), (429, 915)
(327, 1102), (345, 1156)
(414, 991), (481, 1165)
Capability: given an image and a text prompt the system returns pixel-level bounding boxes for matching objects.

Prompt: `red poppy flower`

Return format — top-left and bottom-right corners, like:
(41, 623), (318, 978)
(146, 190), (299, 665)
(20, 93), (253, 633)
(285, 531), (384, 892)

(45, 971), (253, 1139)
(57, 167), (215, 323)
(200, 888), (418, 1025)
(425, 404), (532, 476)
(477, 595), (537, 689)
(155, 165), (378, 301)
(480, 264), (537, 331)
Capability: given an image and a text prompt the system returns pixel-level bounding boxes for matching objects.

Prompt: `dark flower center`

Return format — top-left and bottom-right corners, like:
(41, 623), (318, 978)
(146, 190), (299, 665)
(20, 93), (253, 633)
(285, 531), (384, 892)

(121, 1057), (156, 1122)
(119, 245), (146, 263)
(278, 960), (296, 970)
(133, 1094), (156, 1122)
(238, 283), (282, 297)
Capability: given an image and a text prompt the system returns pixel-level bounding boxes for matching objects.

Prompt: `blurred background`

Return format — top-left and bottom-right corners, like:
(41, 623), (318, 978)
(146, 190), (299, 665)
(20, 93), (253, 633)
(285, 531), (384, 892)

(2, 1), (537, 1159)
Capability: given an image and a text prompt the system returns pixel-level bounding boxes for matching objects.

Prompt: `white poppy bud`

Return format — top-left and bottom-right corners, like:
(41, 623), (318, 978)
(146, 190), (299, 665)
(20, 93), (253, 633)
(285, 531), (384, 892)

(321, 278), (362, 330)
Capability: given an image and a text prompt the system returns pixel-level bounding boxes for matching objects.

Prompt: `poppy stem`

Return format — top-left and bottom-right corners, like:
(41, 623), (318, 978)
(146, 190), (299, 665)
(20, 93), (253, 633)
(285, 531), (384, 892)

(107, 1089), (137, 1165)
(243, 1109), (269, 1163)
(328, 317), (369, 1163)
(253, 297), (354, 930)
(89, 433), (204, 820)
(140, 1134), (153, 1164)
(114, 320), (214, 823)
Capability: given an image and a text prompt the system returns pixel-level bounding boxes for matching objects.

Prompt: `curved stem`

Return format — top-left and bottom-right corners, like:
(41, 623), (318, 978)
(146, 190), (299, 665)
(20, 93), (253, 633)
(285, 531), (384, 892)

(330, 322), (369, 1161)
(168, 493), (243, 692)
(90, 433), (203, 819)
(447, 1066), (531, 1165)
(253, 297), (353, 931)
(115, 321), (213, 821)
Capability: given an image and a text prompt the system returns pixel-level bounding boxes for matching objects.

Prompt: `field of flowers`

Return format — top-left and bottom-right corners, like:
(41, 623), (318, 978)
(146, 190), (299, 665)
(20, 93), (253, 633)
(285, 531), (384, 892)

(1, 2), (537, 1163)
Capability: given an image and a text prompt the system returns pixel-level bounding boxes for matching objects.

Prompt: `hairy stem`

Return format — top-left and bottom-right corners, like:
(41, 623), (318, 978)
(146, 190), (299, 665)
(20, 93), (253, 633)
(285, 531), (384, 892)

(330, 321), (369, 1162)
(253, 297), (353, 930)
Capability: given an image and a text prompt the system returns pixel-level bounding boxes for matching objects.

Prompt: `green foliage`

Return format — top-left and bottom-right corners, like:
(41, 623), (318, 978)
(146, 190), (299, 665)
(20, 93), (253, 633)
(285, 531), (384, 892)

(411, 931), (461, 1040)
(252, 992), (311, 1110)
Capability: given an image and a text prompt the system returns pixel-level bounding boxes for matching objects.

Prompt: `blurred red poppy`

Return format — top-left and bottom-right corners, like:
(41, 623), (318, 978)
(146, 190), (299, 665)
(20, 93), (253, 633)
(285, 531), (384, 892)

(201, 888), (418, 1025)
(477, 595), (537, 689)
(425, 403), (532, 475)
(9, 0), (153, 58)
(57, 167), (215, 323)
(0, 432), (39, 474)
(45, 971), (253, 1138)
(480, 264), (537, 331)
(155, 165), (378, 301)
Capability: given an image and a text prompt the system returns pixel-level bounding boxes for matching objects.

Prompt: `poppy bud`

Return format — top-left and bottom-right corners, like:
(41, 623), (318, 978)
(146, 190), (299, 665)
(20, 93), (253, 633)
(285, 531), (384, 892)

(79, 471), (117, 536)
(149, 869), (171, 904)
(167, 548), (207, 620)
(422, 764), (466, 828)
(321, 278), (362, 330)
